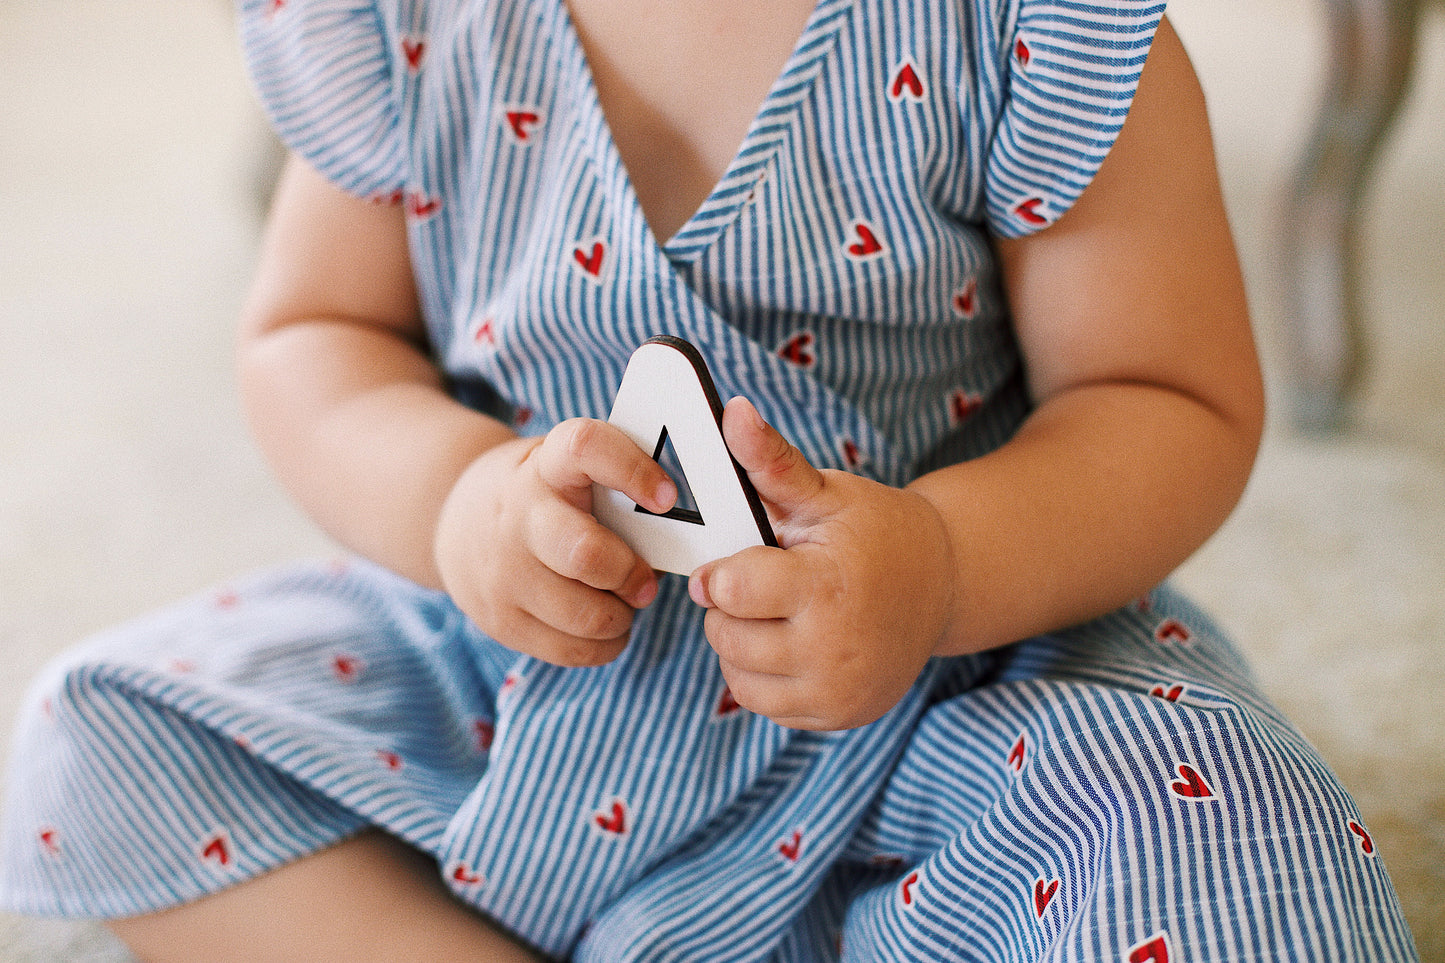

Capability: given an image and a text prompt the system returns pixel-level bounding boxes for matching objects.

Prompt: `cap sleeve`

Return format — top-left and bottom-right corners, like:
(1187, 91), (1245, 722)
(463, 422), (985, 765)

(238, 0), (408, 199)
(983, 0), (1165, 237)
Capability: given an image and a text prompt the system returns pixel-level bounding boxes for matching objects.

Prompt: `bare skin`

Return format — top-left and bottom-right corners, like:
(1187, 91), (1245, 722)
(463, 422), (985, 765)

(109, 2), (1262, 956)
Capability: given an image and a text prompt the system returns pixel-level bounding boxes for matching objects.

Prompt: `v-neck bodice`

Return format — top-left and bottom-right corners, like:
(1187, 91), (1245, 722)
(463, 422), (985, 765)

(242, 0), (1162, 488)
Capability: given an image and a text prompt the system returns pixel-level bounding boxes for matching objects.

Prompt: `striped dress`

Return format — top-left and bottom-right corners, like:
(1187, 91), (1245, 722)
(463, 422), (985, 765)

(0, 0), (1419, 958)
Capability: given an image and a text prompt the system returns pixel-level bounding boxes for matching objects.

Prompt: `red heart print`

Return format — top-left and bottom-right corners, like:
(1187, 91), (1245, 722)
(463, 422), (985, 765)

(474, 719), (495, 752)
(1150, 683), (1184, 702)
(38, 827), (59, 857)
(1006, 734), (1026, 774)
(505, 110), (542, 142)
(716, 686), (742, 717)
(1013, 197), (1047, 226)
(406, 192), (441, 219)
(513, 406), (534, 427)
(401, 36), (426, 73)
(499, 671), (521, 698)
(899, 870), (919, 906)
(167, 658), (197, 674)
(1154, 619), (1191, 644)
(375, 749), (403, 771)
(1348, 820), (1375, 855)
(1128, 933), (1172, 963)
(215, 588), (239, 609)
(1014, 37), (1032, 68)
(1169, 763), (1215, 800)
(266, 0), (285, 19)
(889, 61), (925, 101)
(1033, 877), (1059, 917)
(844, 222), (885, 260)
(594, 800), (628, 835)
(451, 861), (485, 886)
(949, 389), (982, 425)
(369, 189), (404, 207)
(573, 241), (606, 278)
(474, 316), (496, 345)
(778, 830), (802, 862)
(952, 278), (977, 318)
(332, 653), (363, 683)
(200, 833), (231, 867)
(840, 438), (862, 470)
(778, 331), (816, 368)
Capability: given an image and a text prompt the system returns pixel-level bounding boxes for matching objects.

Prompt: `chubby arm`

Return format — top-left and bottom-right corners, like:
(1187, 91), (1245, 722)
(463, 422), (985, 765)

(237, 156), (512, 587)
(909, 17), (1263, 653)
(692, 19), (1263, 728)
(239, 158), (673, 662)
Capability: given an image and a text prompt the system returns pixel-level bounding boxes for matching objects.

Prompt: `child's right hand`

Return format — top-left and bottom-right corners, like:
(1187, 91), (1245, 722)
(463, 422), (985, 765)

(433, 418), (678, 666)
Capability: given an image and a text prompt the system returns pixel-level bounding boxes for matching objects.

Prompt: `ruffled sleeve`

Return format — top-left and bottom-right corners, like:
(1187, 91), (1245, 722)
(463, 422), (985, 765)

(238, 0), (408, 199)
(982, 0), (1165, 237)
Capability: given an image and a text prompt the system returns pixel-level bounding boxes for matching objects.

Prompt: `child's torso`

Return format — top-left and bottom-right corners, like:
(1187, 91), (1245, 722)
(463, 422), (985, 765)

(561, 0), (820, 243)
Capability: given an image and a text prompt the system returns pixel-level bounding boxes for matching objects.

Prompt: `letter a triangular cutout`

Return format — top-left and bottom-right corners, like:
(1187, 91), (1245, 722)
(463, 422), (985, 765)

(594, 337), (776, 575)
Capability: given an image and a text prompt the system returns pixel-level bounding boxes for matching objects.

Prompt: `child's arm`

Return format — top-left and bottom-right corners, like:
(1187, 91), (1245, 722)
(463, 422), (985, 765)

(689, 19), (1264, 730)
(239, 158), (676, 665)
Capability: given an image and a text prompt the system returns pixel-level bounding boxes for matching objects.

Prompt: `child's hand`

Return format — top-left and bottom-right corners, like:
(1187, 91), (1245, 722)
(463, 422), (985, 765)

(434, 419), (677, 666)
(688, 399), (958, 731)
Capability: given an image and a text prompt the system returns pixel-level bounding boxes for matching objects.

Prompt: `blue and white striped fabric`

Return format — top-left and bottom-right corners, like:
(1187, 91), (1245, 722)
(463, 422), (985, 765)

(0, 0), (1418, 958)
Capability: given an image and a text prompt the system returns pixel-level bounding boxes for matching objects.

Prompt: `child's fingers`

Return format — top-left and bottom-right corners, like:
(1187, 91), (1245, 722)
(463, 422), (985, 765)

(526, 499), (657, 607)
(532, 418), (677, 513)
(689, 545), (813, 620)
(519, 561), (641, 645)
(721, 398), (826, 519)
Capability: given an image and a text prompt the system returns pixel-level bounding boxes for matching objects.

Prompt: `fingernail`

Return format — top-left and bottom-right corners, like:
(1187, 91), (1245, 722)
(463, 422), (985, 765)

(654, 478), (677, 512)
(688, 569), (713, 608)
(630, 576), (658, 609)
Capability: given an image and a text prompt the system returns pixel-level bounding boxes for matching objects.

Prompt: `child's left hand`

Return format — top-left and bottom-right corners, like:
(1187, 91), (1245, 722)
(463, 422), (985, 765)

(688, 398), (958, 731)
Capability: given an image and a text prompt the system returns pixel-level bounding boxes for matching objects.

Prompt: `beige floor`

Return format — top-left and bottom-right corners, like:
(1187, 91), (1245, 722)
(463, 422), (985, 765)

(1, 0), (1442, 958)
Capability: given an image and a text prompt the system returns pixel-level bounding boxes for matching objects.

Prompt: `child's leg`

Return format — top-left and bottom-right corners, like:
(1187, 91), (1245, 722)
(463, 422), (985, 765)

(107, 831), (544, 963)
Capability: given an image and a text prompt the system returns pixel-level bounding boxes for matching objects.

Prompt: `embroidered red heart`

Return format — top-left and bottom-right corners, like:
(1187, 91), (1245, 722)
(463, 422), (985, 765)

(1014, 37), (1032, 67)
(949, 389), (982, 424)
(369, 189), (404, 207)
(1154, 619), (1191, 644)
(167, 658), (197, 674)
(1128, 933), (1172, 963)
(1006, 734), (1026, 774)
(889, 61), (925, 101)
(401, 36), (426, 72)
(1034, 877), (1059, 916)
(845, 222), (884, 260)
(499, 671), (521, 697)
(1348, 820), (1375, 855)
(513, 406), (534, 427)
(716, 686), (742, 717)
(1150, 683), (1184, 702)
(505, 110), (542, 142)
(840, 438), (862, 470)
(778, 332), (816, 368)
(899, 870), (919, 906)
(266, 0), (285, 19)
(1169, 763), (1214, 800)
(332, 653), (363, 683)
(952, 278), (977, 318)
(573, 241), (606, 278)
(38, 827), (59, 856)
(376, 749), (403, 771)
(594, 800), (628, 835)
(451, 861), (484, 885)
(215, 589), (239, 609)
(200, 833), (231, 867)
(406, 192), (441, 219)
(1013, 197), (1047, 226)
(474, 719), (495, 752)
(778, 830), (802, 862)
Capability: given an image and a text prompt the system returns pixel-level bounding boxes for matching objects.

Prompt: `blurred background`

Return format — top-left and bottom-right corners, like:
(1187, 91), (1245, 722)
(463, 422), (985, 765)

(1, 0), (1441, 958)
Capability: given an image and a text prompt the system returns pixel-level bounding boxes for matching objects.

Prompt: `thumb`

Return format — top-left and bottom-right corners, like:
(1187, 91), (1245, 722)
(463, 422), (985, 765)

(722, 397), (826, 519)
